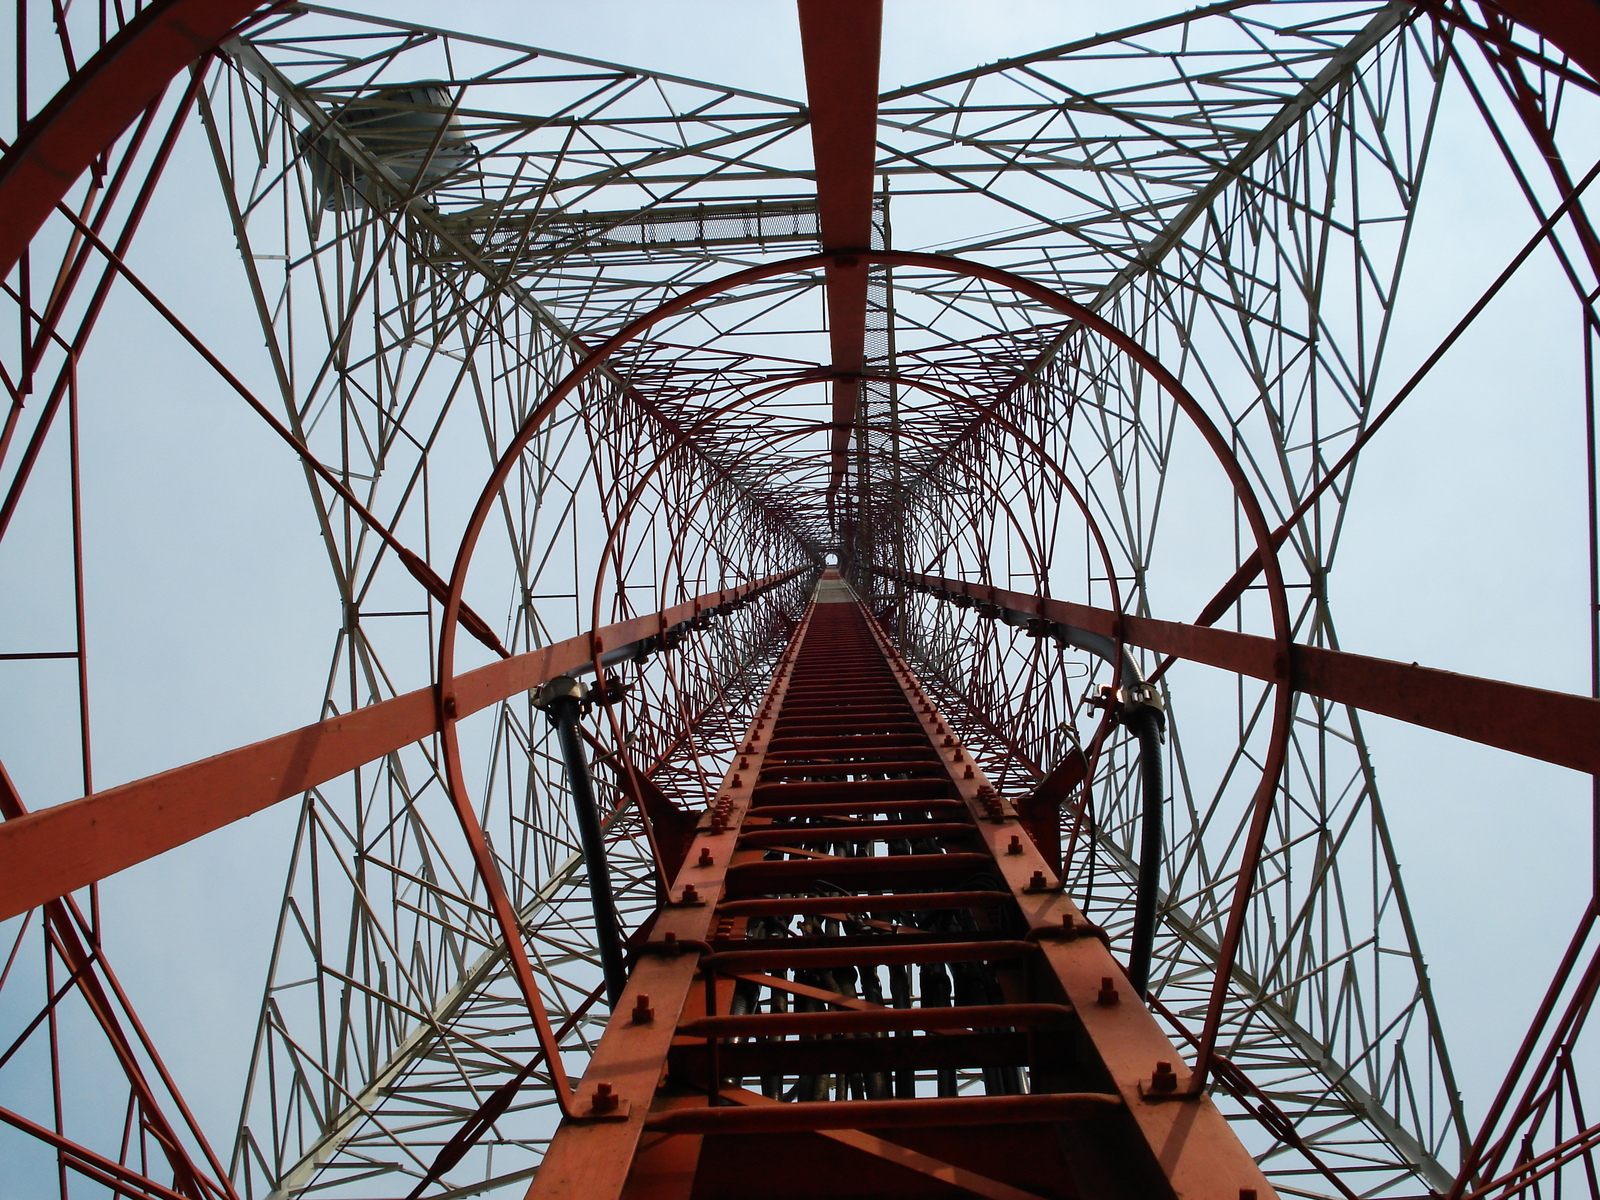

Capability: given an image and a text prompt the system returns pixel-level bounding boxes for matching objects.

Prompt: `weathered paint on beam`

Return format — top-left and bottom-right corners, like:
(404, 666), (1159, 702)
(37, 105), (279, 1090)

(798, 0), (883, 510)
(0, 0), (266, 279)
(0, 570), (804, 922)
(890, 569), (1600, 776)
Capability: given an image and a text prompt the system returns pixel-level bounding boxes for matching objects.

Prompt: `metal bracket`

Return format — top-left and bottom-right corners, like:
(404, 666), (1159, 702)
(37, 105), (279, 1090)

(533, 675), (589, 711)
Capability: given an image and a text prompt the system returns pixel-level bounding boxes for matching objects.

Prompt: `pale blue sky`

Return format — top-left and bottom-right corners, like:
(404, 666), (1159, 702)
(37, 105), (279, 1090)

(0, 0), (1594, 1180)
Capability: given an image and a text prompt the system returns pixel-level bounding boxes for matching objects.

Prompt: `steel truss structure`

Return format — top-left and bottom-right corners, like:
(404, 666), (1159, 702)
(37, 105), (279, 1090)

(0, 2), (1598, 1198)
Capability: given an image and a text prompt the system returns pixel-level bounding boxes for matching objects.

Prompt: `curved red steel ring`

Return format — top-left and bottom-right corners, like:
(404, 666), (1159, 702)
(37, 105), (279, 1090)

(583, 404), (1118, 847)
(577, 381), (1112, 836)
(583, 368), (1128, 644)
(433, 251), (1296, 1096)
(440, 252), (1289, 656)
(0, 0), (1586, 1132)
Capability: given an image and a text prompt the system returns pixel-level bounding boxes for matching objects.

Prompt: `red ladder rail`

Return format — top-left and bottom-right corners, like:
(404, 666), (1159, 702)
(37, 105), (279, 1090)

(528, 572), (1275, 1200)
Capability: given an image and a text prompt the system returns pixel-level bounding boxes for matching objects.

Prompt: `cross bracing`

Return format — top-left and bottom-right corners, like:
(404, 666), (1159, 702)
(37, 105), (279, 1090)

(0, 3), (1597, 1200)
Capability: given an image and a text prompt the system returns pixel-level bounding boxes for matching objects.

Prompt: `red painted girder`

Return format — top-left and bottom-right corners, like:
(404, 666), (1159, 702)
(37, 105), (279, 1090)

(524, 602), (817, 1200)
(797, 0), (883, 513)
(845, 600), (1276, 1200)
(1488, 0), (1600, 81)
(0, 570), (803, 922)
(0, 0), (268, 280)
(1016, 746), (1088, 867)
(1, 765), (235, 1200)
(530, 587), (1278, 1200)
(892, 568), (1600, 776)
(0, 1104), (199, 1200)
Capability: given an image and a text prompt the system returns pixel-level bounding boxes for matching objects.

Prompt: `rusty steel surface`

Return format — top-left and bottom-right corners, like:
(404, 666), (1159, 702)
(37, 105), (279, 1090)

(528, 574), (1274, 1200)
(0, 0), (268, 279)
(888, 568), (1600, 775)
(797, 0), (883, 510)
(0, 3), (1598, 1199)
(0, 570), (803, 925)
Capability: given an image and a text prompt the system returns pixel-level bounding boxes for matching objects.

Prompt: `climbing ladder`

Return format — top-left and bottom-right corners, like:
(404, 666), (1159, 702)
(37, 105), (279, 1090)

(530, 573), (1275, 1200)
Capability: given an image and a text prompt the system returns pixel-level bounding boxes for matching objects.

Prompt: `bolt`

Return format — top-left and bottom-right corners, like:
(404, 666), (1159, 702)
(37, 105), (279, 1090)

(1006, 835), (1023, 855)
(963, 765), (975, 779)
(697, 847), (714, 868)
(1096, 977), (1119, 1006)
(1240, 1191), (1257, 1200)
(731, 775), (743, 787)
(591, 1082), (618, 1114)
(739, 757), (749, 770)
(1150, 1061), (1177, 1094)
(631, 994), (655, 1024)
(681, 884), (700, 904)
(1028, 870), (1047, 891)
(744, 742), (756, 754)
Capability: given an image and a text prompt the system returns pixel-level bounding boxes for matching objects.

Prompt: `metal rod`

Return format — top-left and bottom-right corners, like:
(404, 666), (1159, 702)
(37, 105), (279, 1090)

(1125, 706), (1164, 998)
(546, 688), (628, 1008)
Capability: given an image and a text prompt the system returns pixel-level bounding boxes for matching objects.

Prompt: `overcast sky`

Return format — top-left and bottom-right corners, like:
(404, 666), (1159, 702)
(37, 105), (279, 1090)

(1, 0), (1596, 1185)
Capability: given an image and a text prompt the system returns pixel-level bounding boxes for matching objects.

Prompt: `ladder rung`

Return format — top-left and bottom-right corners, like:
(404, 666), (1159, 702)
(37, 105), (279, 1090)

(642, 1092), (1121, 1134)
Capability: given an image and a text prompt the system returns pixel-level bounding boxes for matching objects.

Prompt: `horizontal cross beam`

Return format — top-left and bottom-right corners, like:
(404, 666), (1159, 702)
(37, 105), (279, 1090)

(887, 568), (1600, 776)
(0, 569), (806, 922)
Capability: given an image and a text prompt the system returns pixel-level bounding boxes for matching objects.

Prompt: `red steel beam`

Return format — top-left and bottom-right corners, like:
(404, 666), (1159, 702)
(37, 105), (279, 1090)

(0, 1104), (199, 1200)
(526, 576), (1276, 1200)
(890, 568), (1600, 776)
(0, 570), (803, 923)
(0, 0), (268, 280)
(797, 0), (883, 516)
(1487, 0), (1600, 82)
(1, 768), (236, 1200)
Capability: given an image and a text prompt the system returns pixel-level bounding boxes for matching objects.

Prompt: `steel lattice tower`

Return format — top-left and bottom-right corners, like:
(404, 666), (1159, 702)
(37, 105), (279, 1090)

(0, 3), (1598, 1199)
